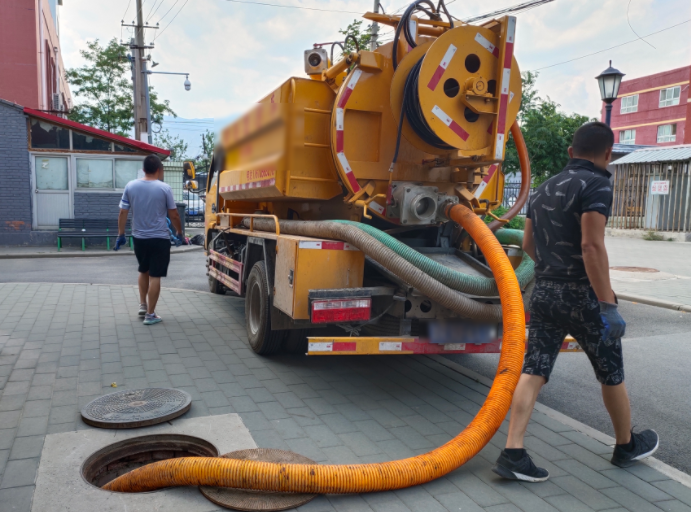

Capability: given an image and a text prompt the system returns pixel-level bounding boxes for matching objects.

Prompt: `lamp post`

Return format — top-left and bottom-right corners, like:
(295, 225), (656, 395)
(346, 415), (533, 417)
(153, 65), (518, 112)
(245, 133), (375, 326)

(596, 61), (625, 127)
(143, 70), (191, 144)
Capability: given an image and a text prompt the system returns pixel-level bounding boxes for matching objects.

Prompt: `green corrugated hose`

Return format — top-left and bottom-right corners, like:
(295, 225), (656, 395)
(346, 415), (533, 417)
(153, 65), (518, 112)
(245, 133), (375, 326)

(331, 221), (533, 297)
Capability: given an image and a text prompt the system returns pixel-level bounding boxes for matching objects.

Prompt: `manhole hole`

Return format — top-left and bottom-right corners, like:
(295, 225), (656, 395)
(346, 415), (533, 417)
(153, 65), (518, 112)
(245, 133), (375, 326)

(81, 388), (192, 428)
(82, 434), (218, 490)
(610, 266), (659, 273)
(200, 448), (318, 511)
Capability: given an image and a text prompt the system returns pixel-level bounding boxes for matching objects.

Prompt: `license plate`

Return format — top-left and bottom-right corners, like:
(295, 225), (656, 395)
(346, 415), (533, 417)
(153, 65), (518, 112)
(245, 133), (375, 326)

(379, 341), (402, 351)
(429, 321), (496, 345)
(308, 342), (333, 352)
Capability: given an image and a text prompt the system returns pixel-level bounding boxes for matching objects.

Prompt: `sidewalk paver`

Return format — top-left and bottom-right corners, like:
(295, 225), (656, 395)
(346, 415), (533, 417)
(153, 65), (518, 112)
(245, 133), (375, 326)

(0, 282), (688, 512)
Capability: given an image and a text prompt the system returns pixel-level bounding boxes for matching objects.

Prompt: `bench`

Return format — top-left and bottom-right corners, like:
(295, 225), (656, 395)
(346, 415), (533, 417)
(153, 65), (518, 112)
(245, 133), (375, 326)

(57, 218), (133, 251)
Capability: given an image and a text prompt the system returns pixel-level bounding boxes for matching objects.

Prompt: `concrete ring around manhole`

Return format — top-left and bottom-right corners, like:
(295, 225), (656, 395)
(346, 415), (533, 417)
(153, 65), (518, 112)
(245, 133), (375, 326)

(81, 433), (219, 491)
(610, 266), (660, 273)
(81, 388), (192, 428)
(200, 448), (318, 511)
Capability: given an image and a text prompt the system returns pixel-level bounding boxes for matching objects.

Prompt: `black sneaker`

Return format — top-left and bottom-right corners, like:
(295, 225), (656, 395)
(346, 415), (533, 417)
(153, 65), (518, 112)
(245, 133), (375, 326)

(492, 449), (550, 482)
(611, 429), (659, 468)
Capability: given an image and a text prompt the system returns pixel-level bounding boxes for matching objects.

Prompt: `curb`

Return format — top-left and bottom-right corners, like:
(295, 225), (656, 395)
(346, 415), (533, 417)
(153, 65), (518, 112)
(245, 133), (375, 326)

(428, 354), (691, 489)
(0, 245), (204, 260)
(617, 292), (691, 313)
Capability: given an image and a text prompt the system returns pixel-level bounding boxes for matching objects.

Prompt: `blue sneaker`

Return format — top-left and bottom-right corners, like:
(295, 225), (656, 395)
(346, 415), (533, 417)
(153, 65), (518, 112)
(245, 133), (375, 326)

(143, 313), (162, 325)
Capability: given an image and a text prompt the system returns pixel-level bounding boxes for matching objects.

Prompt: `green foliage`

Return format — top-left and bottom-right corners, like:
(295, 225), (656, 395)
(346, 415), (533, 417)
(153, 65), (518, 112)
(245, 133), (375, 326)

(503, 71), (594, 186)
(154, 129), (188, 160)
(484, 206), (526, 230)
(195, 129), (217, 173)
(339, 19), (372, 57)
(66, 38), (175, 136)
(642, 231), (674, 242)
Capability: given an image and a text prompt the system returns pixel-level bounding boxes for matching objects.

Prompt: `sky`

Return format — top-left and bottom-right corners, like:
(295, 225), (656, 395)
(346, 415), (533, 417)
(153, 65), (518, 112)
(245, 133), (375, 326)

(59, 0), (691, 155)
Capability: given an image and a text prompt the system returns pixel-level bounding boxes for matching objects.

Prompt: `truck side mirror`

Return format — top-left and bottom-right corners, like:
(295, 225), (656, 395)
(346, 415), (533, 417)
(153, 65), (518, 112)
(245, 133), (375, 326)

(183, 161), (196, 181)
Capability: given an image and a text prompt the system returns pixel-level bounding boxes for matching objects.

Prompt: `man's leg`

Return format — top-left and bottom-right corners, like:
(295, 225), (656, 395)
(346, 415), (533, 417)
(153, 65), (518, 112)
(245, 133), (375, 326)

(506, 374), (546, 448)
(138, 271), (149, 305)
(602, 383), (632, 445)
(147, 277), (161, 315)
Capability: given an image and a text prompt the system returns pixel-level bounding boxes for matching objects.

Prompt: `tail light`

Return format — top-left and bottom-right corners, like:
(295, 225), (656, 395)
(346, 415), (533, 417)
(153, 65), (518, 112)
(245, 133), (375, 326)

(311, 298), (371, 324)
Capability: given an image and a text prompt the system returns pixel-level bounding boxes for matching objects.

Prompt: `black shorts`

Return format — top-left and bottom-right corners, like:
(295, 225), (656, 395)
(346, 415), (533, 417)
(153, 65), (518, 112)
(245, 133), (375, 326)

(133, 237), (171, 278)
(524, 279), (624, 386)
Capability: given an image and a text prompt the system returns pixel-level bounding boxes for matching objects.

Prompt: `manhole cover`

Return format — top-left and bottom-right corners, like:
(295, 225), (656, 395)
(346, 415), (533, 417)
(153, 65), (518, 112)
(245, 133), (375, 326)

(200, 448), (317, 511)
(81, 388), (192, 428)
(610, 266), (659, 273)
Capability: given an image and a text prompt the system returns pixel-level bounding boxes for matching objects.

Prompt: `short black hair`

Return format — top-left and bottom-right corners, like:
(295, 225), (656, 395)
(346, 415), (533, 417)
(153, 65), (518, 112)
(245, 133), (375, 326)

(571, 122), (614, 158)
(143, 155), (163, 174)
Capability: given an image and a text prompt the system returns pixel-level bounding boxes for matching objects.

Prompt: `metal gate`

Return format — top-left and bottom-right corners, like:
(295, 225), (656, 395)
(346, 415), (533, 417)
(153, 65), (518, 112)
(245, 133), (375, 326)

(163, 161), (206, 227)
(610, 161), (691, 232)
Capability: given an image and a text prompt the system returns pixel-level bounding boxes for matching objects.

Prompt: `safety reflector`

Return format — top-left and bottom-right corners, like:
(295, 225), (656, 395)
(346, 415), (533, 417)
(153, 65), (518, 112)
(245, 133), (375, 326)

(311, 298), (371, 324)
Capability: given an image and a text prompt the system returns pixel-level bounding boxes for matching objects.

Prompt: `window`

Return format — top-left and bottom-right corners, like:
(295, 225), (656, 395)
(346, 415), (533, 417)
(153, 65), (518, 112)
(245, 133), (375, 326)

(30, 119), (69, 149)
(77, 158), (113, 188)
(657, 124), (676, 143)
(620, 129), (636, 145)
(620, 95), (638, 114)
(77, 158), (143, 189)
(659, 86), (681, 108)
(72, 132), (112, 151)
(35, 156), (68, 190)
(114, 143), (137, 153)
(114, 160), (141, 188)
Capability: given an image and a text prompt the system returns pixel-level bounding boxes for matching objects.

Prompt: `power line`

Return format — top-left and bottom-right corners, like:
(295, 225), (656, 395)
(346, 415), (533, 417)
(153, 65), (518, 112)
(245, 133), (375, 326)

(122, 0), (133, 20)
(531, 18), (690, 72)
(462, 0), (554, 23)
(225, 0), (363, 14)
(155, 0), (189, 39)
(626, 0), (655, 50)
(155, 0), (181, 25)
(147, 0), (166, 21)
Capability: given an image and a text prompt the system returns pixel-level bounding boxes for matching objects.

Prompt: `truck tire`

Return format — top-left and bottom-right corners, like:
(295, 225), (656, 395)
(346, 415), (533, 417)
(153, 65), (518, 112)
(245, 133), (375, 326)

(208, 274), (226, 295)
(283, 329), (309, 354)
(245, 261), (285, 355)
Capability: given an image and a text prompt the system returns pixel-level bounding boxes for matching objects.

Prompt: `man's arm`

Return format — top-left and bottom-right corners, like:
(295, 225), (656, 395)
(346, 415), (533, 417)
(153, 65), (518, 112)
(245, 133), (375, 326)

(168, 209), (182, 236)
(581, 211), (615, 303)
(522, 219), (537, 262)
(118, 208), (128, 236)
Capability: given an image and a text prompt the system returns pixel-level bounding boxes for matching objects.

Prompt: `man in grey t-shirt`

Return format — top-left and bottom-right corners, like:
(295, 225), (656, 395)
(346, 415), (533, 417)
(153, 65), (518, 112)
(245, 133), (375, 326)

(117, 155), (182, 325)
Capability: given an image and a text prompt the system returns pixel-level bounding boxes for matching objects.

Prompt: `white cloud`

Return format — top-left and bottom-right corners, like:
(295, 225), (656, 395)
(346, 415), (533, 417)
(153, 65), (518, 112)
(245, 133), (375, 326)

(60, 0), (690, 153)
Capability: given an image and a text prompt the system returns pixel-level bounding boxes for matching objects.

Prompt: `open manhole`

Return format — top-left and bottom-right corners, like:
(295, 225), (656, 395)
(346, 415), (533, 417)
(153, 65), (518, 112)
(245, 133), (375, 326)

(81, 434), (218, 490)
(610, 266), (659, 273)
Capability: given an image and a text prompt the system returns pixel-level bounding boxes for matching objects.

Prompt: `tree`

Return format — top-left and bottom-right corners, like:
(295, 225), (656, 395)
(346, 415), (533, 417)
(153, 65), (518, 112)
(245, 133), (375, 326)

(154, 129), (188, 160)
(195, 129), (217, 173)
(66, 38), (175, 136)
(339, 19), (372, 58)
(503, 71), (593, 186)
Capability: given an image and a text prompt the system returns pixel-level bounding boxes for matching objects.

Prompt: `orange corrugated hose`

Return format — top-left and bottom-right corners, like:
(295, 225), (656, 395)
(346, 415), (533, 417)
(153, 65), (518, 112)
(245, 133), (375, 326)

(103, 204), (525, 494)
(488, 122), (531, 232)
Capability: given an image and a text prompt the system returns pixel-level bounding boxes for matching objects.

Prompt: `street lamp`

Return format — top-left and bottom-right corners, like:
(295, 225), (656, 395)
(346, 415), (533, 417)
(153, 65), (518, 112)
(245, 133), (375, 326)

(596, 61), (625, 127)
(142, 70), (192, 144)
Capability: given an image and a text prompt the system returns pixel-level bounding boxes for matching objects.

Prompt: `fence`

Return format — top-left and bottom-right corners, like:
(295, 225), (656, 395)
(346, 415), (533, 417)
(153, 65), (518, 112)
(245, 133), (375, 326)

(163, 161), (206, 228)
(501, 181), (532, 215)
(609, 160), (691, 232)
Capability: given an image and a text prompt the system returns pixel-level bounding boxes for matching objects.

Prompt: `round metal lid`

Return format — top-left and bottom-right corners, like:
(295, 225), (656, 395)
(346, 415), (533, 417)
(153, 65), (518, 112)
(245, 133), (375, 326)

(199, 448), (317, 511)
(81, 388), (192, 429)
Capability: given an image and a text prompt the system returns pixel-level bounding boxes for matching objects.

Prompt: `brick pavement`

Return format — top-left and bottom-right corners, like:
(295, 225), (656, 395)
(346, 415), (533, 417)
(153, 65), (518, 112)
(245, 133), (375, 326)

(0, 282), (689, 512)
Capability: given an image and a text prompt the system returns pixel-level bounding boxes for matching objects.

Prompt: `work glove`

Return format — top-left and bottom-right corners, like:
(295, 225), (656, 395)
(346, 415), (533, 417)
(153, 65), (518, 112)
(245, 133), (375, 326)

(172, 234), (182, 247)
(599, 301), (626, 340)
(113, 235), (127, 251)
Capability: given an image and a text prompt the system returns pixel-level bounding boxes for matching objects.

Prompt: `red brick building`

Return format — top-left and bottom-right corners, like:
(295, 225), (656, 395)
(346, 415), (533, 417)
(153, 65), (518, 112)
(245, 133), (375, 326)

(603, 66), (690, 147)
(0, 0), (71, 114)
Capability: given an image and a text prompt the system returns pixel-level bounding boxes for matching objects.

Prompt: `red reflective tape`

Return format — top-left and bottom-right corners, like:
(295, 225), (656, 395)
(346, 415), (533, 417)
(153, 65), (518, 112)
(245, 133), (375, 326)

(336, 130), (344, 152)
(337, 87), (353, 108)
(487, 120), (494, 134)
(344, 170), (360, 191)
(496, 94), (509, 135)
(483, 165), (498, 184)
(321, 241), (345, 250)
(492, 46), (500, 58)
(427, 65), (446, 91)
(449, 119), (470, 141)
(504, 42), (514, 69)
(333, 342), (357, 352)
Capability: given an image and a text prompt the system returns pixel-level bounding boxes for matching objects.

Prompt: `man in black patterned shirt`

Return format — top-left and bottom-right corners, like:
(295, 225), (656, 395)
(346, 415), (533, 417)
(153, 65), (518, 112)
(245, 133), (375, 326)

(492, 122), (659, 482)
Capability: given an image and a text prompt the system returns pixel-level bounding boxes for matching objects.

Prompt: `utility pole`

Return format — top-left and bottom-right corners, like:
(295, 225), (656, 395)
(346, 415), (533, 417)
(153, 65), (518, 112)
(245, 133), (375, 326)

(124, 0), (155, 142)
(370, 0), (380, 51)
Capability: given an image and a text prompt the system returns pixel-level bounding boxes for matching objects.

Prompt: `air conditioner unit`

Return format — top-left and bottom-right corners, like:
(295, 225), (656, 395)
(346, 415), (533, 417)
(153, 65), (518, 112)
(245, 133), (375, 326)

(52, 93), (62, 112)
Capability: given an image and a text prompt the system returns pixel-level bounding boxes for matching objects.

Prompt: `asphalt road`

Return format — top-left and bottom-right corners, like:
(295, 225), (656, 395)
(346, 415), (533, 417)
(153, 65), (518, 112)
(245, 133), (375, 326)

(1, 254), (688, 473)
(445, 300), (691, 474)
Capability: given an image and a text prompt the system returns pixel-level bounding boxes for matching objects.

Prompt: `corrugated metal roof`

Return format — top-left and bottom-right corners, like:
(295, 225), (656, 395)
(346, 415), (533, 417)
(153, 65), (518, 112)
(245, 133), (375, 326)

(612, 143), (654, 155)
(612, 144), (691, 164)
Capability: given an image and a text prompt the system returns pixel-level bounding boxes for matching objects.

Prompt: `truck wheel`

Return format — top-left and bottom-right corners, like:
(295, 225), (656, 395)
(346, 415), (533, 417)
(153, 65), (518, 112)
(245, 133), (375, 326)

(208, 274), (226, 295)
(283, 329), (309, 354)
(245, 261), (285, 355)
